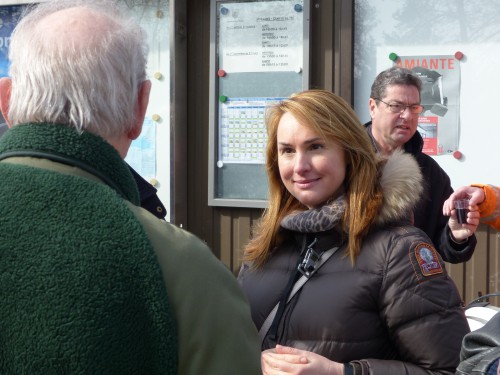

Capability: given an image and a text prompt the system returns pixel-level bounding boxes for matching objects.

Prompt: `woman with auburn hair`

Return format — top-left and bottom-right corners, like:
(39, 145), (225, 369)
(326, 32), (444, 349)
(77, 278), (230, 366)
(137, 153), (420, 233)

(238, 89), (469, 375)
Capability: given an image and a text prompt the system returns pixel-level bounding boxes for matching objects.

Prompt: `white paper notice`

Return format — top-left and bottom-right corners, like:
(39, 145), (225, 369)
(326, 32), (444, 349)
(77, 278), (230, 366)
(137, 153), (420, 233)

(219, 1), (303, 73)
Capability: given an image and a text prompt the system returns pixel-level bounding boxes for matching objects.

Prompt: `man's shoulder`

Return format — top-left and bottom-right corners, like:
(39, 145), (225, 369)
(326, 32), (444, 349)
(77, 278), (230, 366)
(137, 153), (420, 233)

(411, 150), (449, 177)
(412, 153), (452, 199)
(126, 203), (237, 279)
(127, 202), (209, 255)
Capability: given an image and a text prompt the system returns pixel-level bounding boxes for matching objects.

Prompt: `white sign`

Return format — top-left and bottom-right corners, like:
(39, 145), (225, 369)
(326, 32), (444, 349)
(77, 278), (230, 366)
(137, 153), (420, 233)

(219, 1), (304, 73)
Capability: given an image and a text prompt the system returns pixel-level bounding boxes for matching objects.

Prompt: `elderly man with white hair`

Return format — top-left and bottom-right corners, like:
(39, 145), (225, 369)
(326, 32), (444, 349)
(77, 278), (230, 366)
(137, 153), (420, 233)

(0, 1), (261, 374)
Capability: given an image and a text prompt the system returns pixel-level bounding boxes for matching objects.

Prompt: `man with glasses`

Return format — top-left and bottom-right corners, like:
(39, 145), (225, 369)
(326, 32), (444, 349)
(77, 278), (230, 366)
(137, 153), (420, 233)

(366, 66), (477, 263)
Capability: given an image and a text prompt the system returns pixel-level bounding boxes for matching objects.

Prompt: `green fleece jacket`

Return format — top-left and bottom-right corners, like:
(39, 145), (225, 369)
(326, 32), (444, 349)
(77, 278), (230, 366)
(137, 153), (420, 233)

(0, 123), (262, 375)
(0, 123), (177, 374)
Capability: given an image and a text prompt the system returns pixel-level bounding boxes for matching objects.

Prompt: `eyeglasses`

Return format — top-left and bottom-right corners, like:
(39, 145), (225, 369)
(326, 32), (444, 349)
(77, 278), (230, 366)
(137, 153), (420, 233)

(374, 98), (424, 114)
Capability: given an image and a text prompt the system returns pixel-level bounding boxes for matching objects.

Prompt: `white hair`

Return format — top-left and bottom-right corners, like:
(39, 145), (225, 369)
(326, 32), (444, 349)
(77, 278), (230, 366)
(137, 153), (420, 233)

(7, 0), (148, 138)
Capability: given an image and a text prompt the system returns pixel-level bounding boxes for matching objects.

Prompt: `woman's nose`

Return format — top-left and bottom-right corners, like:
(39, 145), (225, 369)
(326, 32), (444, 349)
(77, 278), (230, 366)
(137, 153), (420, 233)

(294, 152), (311, 173)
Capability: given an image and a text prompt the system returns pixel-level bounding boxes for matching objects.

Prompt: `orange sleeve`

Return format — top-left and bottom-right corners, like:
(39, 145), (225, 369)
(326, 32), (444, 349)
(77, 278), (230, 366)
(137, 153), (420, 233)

(471, 184), (500, 230)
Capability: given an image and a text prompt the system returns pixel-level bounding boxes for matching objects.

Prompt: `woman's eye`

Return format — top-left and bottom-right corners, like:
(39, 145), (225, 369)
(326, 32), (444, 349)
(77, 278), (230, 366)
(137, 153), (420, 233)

(310, 143), (324, 150)
(280, 147), (293, 154)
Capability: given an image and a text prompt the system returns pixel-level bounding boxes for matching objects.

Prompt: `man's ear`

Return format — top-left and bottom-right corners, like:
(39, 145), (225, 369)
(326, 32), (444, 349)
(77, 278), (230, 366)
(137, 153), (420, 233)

(368, 97), (377, 119)
(0, 77), (12, 127)
(128, 80), (152, 140)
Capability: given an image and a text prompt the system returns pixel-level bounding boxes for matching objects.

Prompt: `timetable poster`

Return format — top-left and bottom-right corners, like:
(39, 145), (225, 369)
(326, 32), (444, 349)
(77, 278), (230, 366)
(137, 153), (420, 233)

(219, 97), (282, 164)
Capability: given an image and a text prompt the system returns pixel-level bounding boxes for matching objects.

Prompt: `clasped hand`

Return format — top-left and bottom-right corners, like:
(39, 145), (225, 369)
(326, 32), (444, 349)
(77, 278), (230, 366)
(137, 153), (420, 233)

(261, 345), (344, 375)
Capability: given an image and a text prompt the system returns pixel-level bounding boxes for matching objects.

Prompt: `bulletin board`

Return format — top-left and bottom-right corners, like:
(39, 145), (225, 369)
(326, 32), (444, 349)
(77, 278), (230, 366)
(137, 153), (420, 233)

(208, 0), (310, 208)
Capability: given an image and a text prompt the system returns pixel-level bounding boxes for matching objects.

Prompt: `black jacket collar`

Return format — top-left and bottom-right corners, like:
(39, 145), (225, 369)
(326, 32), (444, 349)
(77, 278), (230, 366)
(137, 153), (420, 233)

(364, 120), (424, 156)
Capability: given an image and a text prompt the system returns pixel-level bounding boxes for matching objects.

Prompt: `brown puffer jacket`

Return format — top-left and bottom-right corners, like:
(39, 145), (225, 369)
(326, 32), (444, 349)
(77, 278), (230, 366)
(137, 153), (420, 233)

(238, 151), (470, 375)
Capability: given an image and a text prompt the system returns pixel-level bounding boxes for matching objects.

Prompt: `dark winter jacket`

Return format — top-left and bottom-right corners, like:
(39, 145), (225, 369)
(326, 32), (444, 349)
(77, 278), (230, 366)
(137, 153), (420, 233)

(365, 122), (476, 263)
(128, 164), (167, 220)
(239, 151), (470, 375)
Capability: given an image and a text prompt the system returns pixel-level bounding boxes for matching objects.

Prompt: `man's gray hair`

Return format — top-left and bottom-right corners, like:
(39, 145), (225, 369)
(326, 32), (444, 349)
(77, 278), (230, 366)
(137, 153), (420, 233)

(370, 66), (422, 101)
(7, 0), (148, 138)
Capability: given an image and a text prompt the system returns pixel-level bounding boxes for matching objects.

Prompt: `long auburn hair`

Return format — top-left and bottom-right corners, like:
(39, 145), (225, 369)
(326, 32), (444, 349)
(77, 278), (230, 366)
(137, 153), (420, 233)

(244, 90), (383, 267)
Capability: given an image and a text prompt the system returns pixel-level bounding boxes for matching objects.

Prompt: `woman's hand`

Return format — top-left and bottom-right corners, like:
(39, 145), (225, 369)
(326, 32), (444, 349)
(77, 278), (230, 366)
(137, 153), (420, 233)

(261, 345), (344, 375)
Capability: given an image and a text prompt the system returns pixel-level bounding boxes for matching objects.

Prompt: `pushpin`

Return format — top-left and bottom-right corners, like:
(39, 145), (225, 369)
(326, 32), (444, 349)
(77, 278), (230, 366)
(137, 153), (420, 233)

(389, 52), (398, 61)
(154, 72), (163, 80)
(220, 6), (229, 15)
(294, 4), (303, 12)
(217, 69), (226, 77)
(151, 114), (161, 122)
(453, 150), (463, 160)
(219, 95), (228, 103)
(149, 178), (159, 187)
(454, 51), (464, 60)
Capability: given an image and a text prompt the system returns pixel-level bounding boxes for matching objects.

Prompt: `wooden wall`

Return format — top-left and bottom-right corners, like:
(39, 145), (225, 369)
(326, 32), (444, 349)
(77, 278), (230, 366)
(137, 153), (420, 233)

(447, 224), (500, 306)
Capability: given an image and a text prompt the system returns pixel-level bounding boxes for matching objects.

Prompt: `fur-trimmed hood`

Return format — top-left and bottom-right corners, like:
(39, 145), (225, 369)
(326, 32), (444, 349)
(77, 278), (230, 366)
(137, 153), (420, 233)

(375, 149), (423, 226)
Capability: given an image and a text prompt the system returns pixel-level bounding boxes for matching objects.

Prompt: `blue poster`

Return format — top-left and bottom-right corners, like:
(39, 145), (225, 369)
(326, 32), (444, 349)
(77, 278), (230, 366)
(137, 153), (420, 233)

(0, 5), (26, 127)
(0, 5), (26, 78)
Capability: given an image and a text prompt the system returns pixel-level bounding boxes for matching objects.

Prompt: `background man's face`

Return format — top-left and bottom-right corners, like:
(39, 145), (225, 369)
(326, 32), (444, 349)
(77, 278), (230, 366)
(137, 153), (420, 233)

(369, 84), (420, 151)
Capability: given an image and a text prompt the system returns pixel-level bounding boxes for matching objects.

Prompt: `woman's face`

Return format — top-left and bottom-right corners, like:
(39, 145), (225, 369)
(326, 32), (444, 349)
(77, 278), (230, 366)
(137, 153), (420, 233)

(277, 112), (346, 209)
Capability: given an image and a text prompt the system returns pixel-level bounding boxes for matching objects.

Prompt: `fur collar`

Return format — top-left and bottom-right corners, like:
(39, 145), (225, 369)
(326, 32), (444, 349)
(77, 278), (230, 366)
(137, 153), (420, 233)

(375, 149), (423, 225)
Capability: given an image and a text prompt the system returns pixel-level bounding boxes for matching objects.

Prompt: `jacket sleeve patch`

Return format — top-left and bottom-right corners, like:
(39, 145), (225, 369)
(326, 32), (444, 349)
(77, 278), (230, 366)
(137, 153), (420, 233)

(410, 242), (444, 281)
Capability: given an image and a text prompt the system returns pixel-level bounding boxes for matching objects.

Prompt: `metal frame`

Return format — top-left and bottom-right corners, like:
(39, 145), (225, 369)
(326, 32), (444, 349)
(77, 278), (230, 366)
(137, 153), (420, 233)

(169, 0), (188, 226)
(207, 0), (310, 208)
